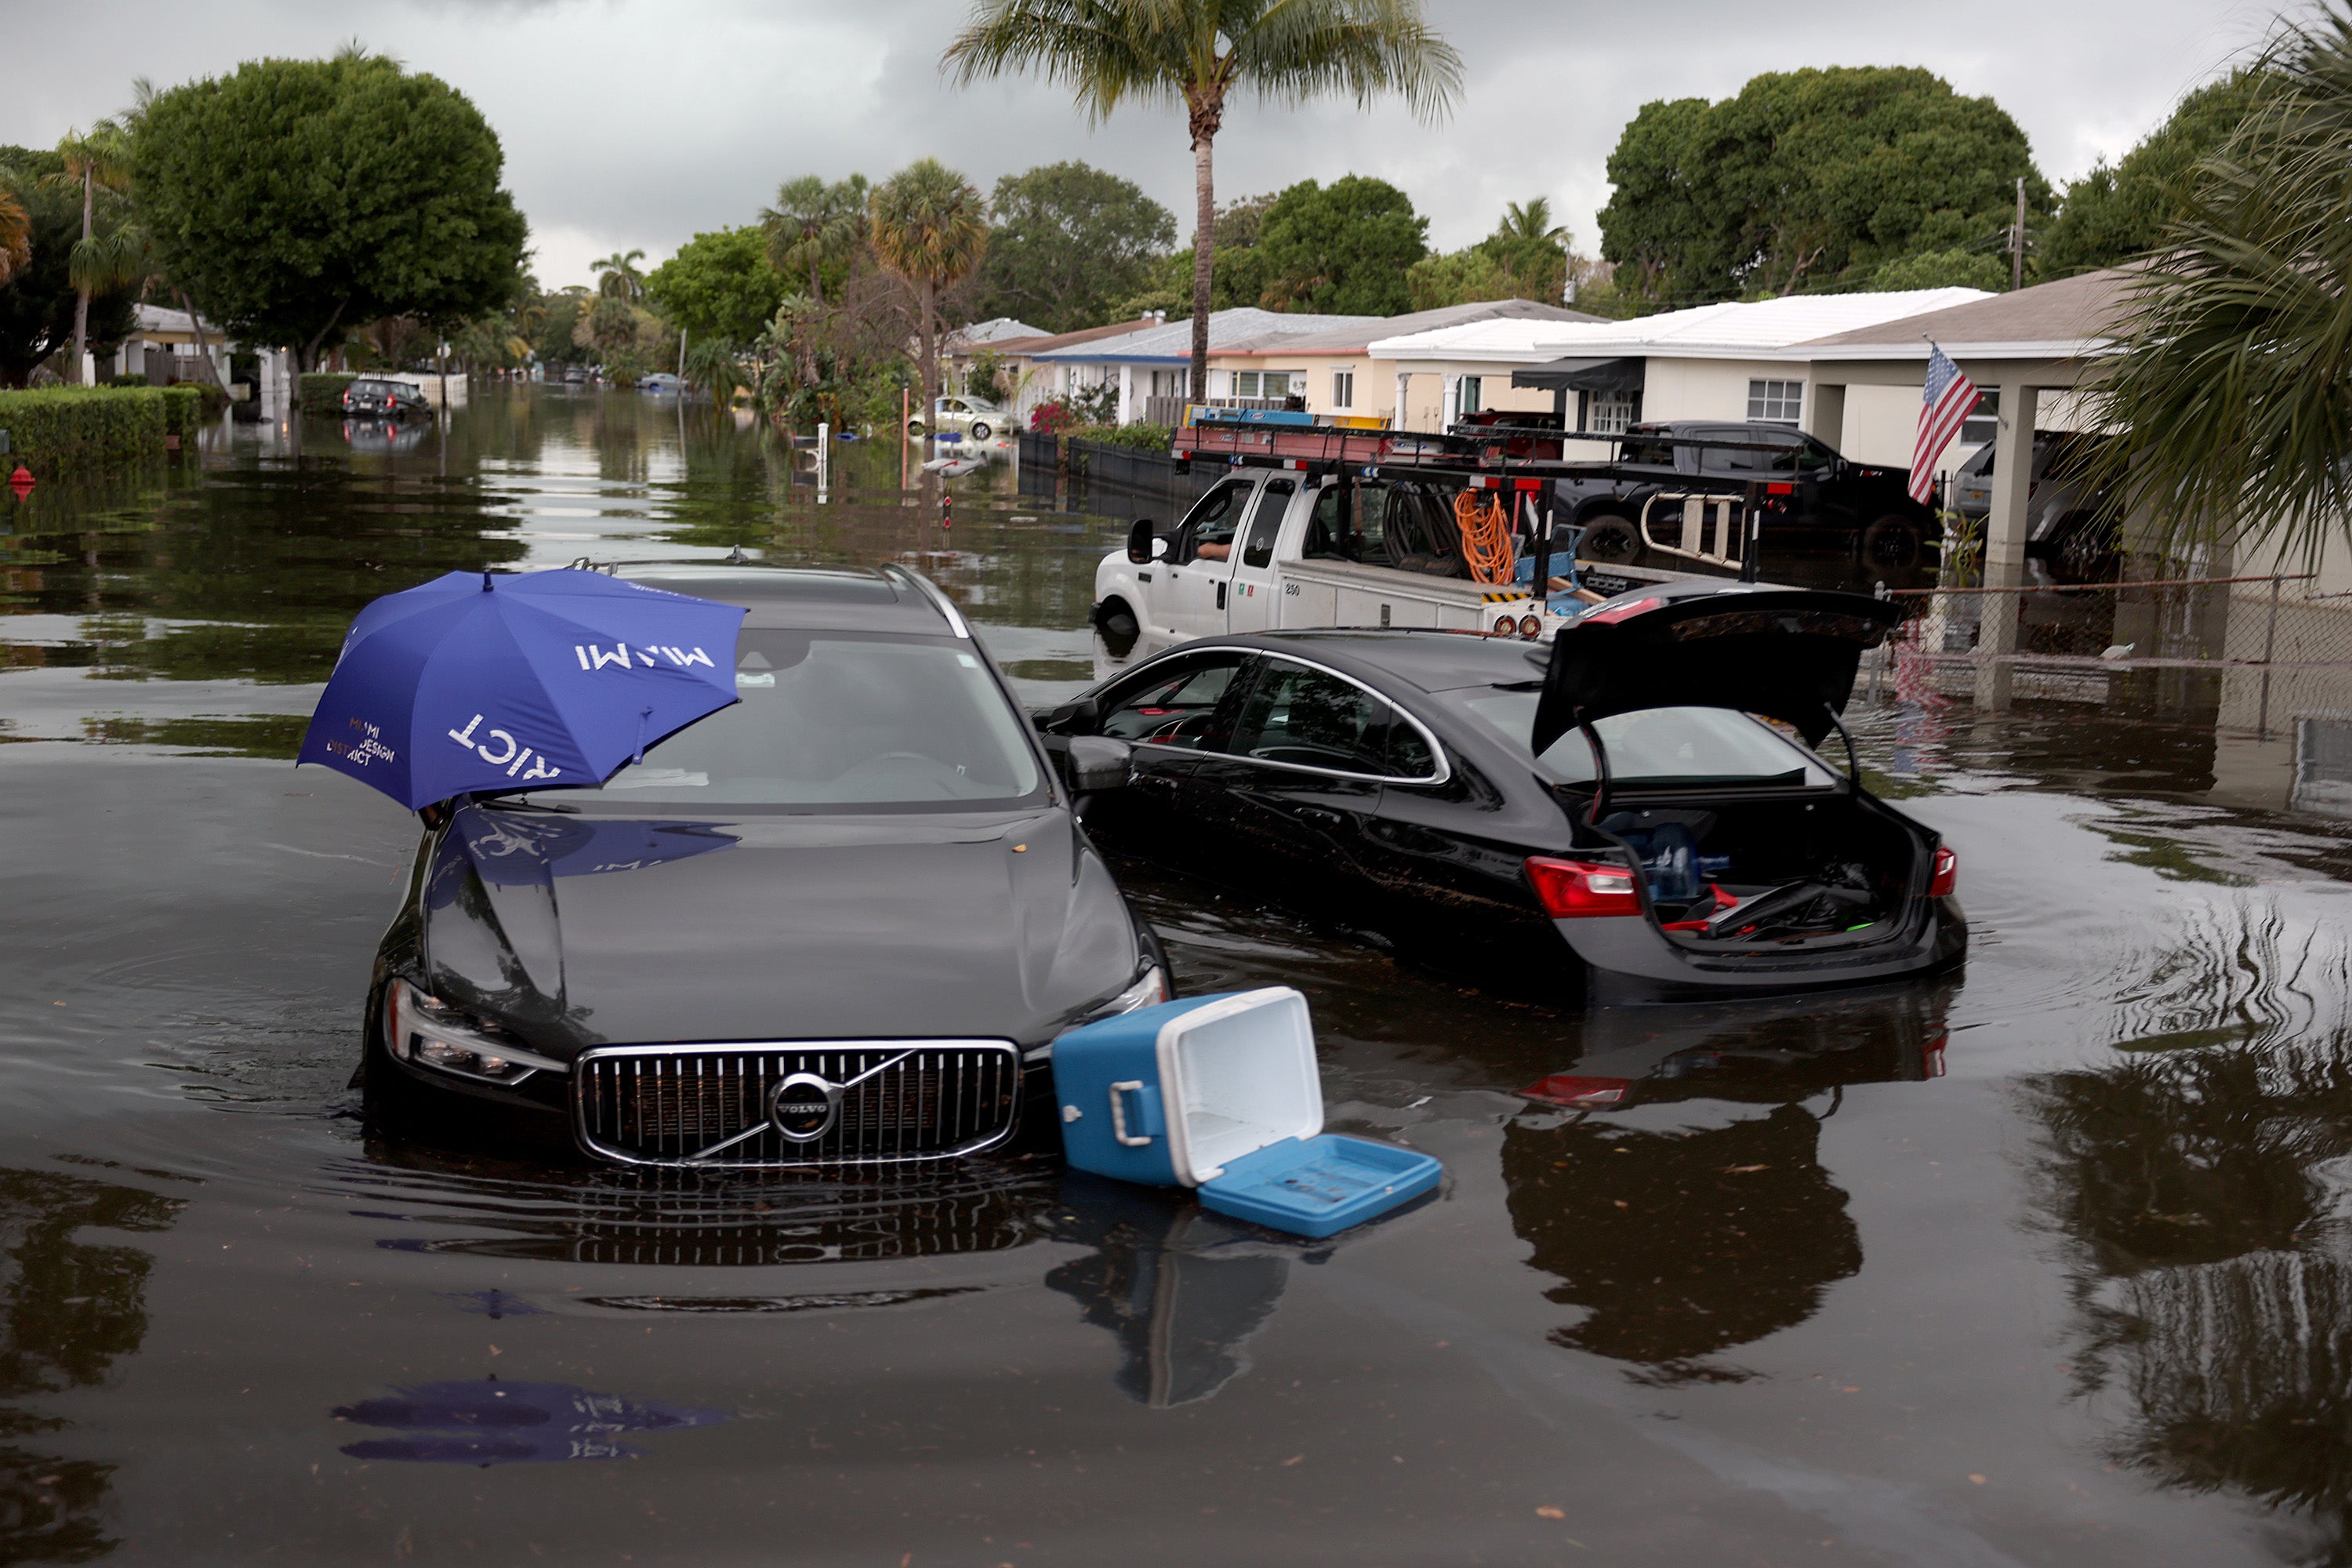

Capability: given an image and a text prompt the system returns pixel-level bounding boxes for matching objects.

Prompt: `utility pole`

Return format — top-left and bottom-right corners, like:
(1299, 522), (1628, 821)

(2010, 176), (2027, 292)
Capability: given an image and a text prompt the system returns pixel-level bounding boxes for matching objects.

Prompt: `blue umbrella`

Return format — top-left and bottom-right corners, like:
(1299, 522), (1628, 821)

(298, 568), (747, 810)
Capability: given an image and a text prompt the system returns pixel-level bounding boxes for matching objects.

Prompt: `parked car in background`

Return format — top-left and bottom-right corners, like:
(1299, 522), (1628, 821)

(911, 395), (1011, 442)
(342, 378), (430, 419)
(365, 562), (1170, 1168)
(638, 372), (684, 394)
(1042, 579), (1964, 1002)
(1551, 422), (1936, 570)
(1951, 430), (2118, 572)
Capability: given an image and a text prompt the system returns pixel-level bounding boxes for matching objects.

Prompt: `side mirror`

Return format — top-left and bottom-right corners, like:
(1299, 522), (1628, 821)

(1066, 735), (1132, 793)
(1044, 695), (1103, 735)
(1127, 517), (1157, 564)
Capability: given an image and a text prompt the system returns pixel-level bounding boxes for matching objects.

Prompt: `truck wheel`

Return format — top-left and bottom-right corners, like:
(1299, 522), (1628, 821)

(1860, 516), (1922, 569)
(1580, 514), (1642, 564)
(1093, 597), (1139, 658)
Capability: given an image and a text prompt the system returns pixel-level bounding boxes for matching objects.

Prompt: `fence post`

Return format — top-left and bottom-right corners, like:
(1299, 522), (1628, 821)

(2257, 573), (2282, 739)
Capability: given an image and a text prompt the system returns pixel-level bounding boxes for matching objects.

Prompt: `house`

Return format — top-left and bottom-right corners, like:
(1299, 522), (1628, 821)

(111, 303), (230, 387)
(1025, 308), (1385, 426)
(1205, 299), (1602, 425)
(1369, 288), (1991, 445)
(963, 316), (1172, 420)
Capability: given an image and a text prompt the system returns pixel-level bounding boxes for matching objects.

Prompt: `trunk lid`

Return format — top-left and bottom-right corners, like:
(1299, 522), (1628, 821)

(1532, 583), (1904, 753)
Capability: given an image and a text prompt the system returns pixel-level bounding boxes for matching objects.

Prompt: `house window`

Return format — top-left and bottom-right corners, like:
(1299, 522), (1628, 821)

(1149, 368), (1188, 398)
(1233, 370), (1261, 398)
(1962, 388), (1998, 446)
(1331, 368), (1355, 410)
(1582, 389), (1640, 435)
(1747, 379), (1802, 424)
(1458, 376), (1483, 417)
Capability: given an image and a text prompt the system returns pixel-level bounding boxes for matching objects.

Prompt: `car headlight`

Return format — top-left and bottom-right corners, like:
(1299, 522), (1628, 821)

(1085, 964), (1167, 1022)
(384, 978), (564, 1086)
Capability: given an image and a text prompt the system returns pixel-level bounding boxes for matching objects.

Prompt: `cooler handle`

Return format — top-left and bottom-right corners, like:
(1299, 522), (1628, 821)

(1109, 1080), (1163, 1147)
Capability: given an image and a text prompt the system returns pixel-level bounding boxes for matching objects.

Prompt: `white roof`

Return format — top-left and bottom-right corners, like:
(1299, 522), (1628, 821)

(944, 317), (1047, 349)
(1368, 288), (1993, 365)
(131, 303), (223, 339)
(1031, 307), (1381, 364)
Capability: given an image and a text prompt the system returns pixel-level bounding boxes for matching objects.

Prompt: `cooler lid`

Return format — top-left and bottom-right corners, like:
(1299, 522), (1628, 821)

(1531, 583), (1904, 751)
(1152, 988), (1323, 1187)
(1197, 1133), (1445, 1239)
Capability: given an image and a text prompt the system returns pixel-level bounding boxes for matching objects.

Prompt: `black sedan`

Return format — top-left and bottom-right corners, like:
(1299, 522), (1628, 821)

(1041, 580), (1964, 1001)
(365, 562), (1168, 1168)
(342, 377), (431, 418)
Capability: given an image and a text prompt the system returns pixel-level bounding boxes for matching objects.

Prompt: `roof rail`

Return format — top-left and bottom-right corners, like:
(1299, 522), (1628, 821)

(881, 564), (971, 639)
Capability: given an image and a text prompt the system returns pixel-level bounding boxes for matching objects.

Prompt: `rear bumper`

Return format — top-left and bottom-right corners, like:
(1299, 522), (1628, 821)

(1557, 898), (1967, 1002)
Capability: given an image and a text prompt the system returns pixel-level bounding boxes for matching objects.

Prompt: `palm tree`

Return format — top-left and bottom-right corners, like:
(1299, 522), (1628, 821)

(0, 181), (28, 288)
(591, 250), (647, 302)
(1498, 197), (1566, 246)
(51, 121), (139, 383)
(762, 174), (871, 302)
(868, 159), (989, 429)
(2085, 11), (2352, 564)
(944, 0), (1461, 400)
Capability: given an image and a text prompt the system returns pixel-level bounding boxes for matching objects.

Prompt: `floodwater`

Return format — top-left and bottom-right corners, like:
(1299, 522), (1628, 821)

(5, 387), (2352, 1566)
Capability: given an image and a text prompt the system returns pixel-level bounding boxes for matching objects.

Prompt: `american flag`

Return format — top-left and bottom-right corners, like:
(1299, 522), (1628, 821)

(1909, 343), (1977, 506)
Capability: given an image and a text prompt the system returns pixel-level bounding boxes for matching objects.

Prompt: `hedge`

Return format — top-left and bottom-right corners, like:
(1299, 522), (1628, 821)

(299, 372), (357, 416)
(0, 387), (175, 474)
(161, 385), (203, 441)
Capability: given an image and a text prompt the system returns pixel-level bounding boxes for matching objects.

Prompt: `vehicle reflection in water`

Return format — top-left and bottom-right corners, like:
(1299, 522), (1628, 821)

(1505, 985), (1952, 1381)
(0, 1167), (186, 1564)
(346, 1144), (1059, 1266)
(1041, 1173), (1301, 1409)
(341, 418), (428, 457)
(332, 1380), (727, 1465)
(2025, 905), (2352, 1558)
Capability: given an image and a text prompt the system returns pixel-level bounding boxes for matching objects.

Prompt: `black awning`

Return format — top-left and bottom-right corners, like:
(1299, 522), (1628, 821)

(1511, 356), (1646, 393)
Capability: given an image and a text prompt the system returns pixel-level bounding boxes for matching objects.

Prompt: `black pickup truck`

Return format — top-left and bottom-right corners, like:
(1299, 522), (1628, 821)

(1548, 422), (1936, 571)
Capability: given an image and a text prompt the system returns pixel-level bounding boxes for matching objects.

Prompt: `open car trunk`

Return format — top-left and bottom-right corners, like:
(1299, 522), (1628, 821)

(1595, 793), (1926, 953)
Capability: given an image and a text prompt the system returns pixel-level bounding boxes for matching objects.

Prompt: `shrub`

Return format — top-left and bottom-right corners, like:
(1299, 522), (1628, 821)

(1065, 421), (1173, 452)
(0, 386), (171, 473)
(110, 372), (150, 387)
(159, 385), (204, 441)
(298, 372), (357, 415)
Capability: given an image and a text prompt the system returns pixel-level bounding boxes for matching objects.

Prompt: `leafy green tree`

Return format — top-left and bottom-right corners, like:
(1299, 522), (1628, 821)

(1867, 247), (2008, 292)
(132, 52), (528, 368)
(946, 0), (1461, 397)
(1250, 175), (1424, 313)
(0, 180), (27, 285)
(1407, 194), (1574, 309)
(869, 158), (989, 422)
(0, 147), (136, 386)
(2085, 13), (2352, 564)
(1599, 66), (2049, 306)
(644, 227), (791, 348)
(2042, 71), (2265, 278)
(50, 122), (143, 383)
(974, 161), (1174, 332)
(533, 285), (593, 367)
(1118, 190), (1277, 318)
(762, 174), (870, 303)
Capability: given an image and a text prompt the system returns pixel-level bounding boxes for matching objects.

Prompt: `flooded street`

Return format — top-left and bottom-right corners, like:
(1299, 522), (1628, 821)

(9, 386), (2352, 1566)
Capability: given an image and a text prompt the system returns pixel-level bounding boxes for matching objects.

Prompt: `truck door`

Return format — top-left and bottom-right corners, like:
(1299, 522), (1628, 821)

(1160, 477), (1258, 638)
(1223, 477), (1294, 633)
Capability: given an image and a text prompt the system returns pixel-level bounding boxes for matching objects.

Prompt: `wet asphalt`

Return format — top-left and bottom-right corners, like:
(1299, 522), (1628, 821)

(3, 387), (2351, 1566)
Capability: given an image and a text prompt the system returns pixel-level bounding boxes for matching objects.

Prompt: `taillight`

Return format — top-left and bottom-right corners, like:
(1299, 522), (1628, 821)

(1521, 1074), (1629, 1109)
(1929, 845), (1957, 898)
(1525, 856), (1642, 918)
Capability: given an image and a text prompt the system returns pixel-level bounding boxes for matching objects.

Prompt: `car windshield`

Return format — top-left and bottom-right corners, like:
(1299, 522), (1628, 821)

(1451, 692), (1835, 788)
(518, 630), (1044, 810)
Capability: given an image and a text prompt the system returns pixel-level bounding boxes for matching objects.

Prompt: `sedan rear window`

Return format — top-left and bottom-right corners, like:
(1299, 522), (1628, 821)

(527, 632), (1042, 808)
(1454, 693), (1832, 788)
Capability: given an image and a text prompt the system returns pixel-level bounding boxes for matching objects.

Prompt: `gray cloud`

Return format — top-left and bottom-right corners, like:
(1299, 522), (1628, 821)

(0, 0), (2282, 290)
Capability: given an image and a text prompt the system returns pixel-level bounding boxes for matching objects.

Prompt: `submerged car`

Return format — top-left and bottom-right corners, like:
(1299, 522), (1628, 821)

(365, 563), (1168, 1168)
(342, 377), (430, 419)
(1038, 579), (1963, 1000)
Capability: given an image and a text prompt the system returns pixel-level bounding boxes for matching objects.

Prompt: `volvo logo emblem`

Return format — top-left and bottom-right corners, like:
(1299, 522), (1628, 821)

(769, 1072), (841, 1142)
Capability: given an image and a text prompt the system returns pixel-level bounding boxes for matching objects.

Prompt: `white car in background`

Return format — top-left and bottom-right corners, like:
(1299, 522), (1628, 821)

(910, 395), (1011, 442)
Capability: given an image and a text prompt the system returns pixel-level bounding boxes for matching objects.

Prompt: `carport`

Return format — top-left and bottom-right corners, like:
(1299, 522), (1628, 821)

(1509, 356), (1646, 427)
(1790, 270), (2132, 709)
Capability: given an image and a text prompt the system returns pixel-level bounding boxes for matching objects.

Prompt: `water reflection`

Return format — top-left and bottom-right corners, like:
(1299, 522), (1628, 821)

(1042, 1174), (1298, 1408)
(332, 1379), (726, 1465)
(1505, 986), (1951, 1381)
(0, 1167), (186, 1563)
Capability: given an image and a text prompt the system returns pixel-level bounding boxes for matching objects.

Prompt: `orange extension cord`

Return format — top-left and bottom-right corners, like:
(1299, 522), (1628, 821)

(1455, 490), (1515, 586)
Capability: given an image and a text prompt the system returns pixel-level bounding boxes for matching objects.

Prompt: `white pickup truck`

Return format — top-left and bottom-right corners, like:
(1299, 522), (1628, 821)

(1091, 466), (1681, 644)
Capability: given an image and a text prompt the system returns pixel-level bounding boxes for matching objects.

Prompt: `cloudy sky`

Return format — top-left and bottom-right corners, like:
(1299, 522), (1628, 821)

(0, 0), (2281, 292)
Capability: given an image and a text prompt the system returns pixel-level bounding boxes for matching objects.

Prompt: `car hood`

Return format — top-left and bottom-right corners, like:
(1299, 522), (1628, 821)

(419, 803), (1141, 1054)
(1533, 586), (1903, 751)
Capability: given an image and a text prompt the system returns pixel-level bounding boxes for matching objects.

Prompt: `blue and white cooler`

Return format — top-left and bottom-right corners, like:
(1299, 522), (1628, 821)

(1051, 987), (1443, 1239)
